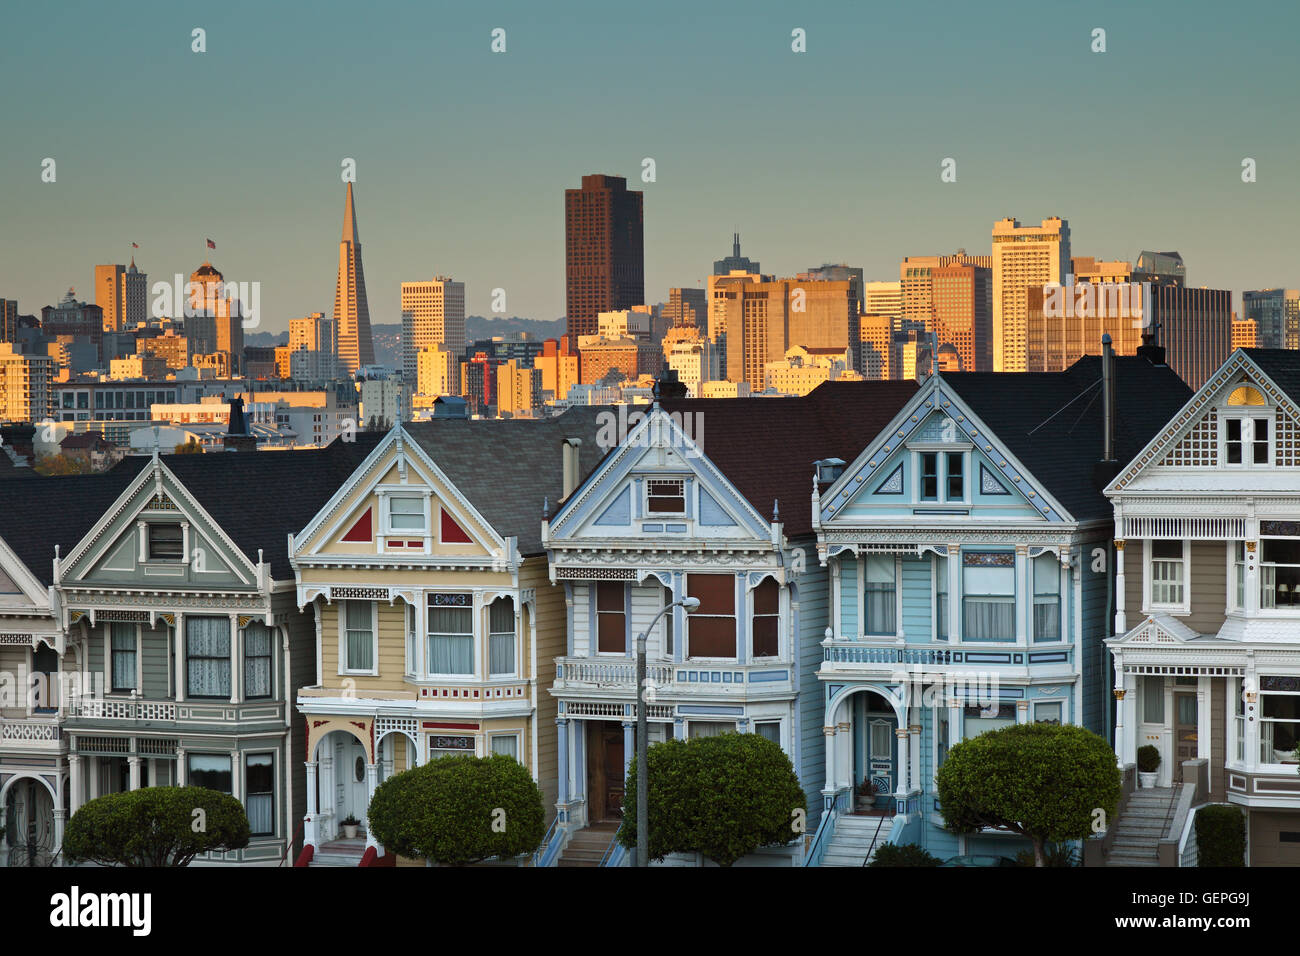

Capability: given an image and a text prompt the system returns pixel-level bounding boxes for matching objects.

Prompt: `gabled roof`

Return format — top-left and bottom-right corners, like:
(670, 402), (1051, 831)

(1242, 348), (1300, 404)
(661, 380), (920, 537)
(942, 355), (1191, 523)
(402, 407), (609, 556)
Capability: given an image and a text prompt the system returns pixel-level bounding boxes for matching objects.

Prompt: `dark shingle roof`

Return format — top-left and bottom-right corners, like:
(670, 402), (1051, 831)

(662, 381), (921, 536)
(402, 408), (609, 556)
(1243, 348), (1300, 404)
(942, 355), (1193, 522)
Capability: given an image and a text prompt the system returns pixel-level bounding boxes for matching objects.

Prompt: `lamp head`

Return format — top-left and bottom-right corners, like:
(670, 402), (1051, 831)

(680, 597), (701, 612)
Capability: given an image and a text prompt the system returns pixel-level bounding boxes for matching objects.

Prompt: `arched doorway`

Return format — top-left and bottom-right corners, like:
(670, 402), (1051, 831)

(3, 776), (57, 867)
(825, 684), (906, 809)
(314, 730), (369, 842)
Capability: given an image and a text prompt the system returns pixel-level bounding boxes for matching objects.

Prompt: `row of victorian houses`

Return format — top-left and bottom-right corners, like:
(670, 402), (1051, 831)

(2, 344), (1299, 866)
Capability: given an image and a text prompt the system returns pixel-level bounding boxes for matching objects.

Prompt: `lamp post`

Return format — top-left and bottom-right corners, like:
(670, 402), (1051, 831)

(636, 595), (699, 867)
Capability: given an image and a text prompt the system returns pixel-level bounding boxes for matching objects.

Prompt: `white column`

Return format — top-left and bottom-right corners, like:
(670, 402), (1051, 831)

(1162, 678), (1176, 786)
(53, 809), (66, 865)
(909, 723), (921, 793)
(1121, 673), (1138, 766)
(128, 755), (141, 790)
(1246, 539), (1260, 614)
(1015, 545), (1028, 644)
(822, 724), (837, 797)
(230, 751), (241, 808)
(175, 747), (187, 785)
(364, 763), (379, 849)
(948, 544), (961, 641)
(1114, 540), (1127, 634)
(304, 760), (319, 847)
(1245, 655), (1260, 771)
(836, 721), (852, 791)
(831, 558), (842, 638)
(556, 719), (570, 808)
(174, 614), (186, 702)
(68, 752), (82, 814)
(1016, 700), (1029, 725)
(1112, 652), (1127, 767)
(229, 614), (241, 705)
(948, 697), (963, 747)
(895, 727), (909, 797)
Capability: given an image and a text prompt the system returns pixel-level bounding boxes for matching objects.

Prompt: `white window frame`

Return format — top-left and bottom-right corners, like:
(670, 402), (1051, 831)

(338, 600), (379, 676)
(109, 622), (142, 694)
(244, 751), (276, 838)
(487, 596), (518, 678)
(1143, 538), (1191, 615)
(489, 732), (522, 762)
(644, 476), (688, 516)
(426, 593), (475, 678)
(863, 554), (900, 638)
(753, 718), (783, 750)
(909, 444), (972, 505)
(933, 554), (948, 641)
(1031, 699), (1065, 725)
(1220, 410), (1274, 469)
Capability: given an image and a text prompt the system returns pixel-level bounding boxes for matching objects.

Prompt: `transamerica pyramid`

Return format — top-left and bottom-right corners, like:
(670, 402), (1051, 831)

(333, 181), (375, 373)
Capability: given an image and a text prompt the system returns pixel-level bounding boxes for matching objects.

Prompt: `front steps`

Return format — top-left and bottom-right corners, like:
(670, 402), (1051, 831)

(1105, 786), (1181, 867)
(821, 813), (893, 867)
(557, 821), (621, 867)
(311, 836), (368, 867)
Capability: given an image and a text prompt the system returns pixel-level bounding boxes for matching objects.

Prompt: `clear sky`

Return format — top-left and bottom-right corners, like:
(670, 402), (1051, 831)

(4, 0), (1297, 334)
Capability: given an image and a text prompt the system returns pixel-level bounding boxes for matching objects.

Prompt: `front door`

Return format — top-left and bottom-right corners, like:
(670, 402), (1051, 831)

(333, 736), (368, 836)
(586, 723), (624, 823)
(1174, 693), (1198, 782)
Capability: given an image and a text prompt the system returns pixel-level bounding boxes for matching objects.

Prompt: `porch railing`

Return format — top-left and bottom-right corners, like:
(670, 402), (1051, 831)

(68, 698), (177, 721)
(600, 829), (628, 867)
(556, 658), (675, 687)
(804, 787), (851, 867)
(532, 816), (565, 868)
(824, 644), (954, 666)
(0, 718), (61, 742)
(861, 812), (890, 867)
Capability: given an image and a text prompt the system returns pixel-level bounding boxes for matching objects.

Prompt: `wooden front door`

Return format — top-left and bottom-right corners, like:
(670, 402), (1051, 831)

(1174, 693), (1198, 782)
(587, 723), (625, 822)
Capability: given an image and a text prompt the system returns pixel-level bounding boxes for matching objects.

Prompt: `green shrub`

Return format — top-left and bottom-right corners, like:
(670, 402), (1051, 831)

(936, 723), (1121, 867)
(869, 842), (941, 867)
(1195, 804), (1245, 867)
(1014, 842), (1079, 867)
(1137, 745), (1161, 773)
(366, 753), (544, 865)
(618, 732), (806, 866)
(63, 786), (250, 866)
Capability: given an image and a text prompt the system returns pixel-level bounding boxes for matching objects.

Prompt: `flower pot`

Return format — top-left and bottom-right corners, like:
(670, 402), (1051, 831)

(342, 824), (358, 839)
(855, 797), (873, 813)
(1138, 771), (1158, 788)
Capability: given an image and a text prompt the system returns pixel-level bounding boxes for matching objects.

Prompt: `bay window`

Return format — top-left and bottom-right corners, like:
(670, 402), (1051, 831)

(343, 601), (374, 673)
(686, 573), (736, 659)
(1260, 538), (1300, 609)
(490, 734), (520, 761)
(751, 578), (779, 657)
(1232, 541), (1246, 609)
(428, 596), (473, 675)
(1149, 540), (1186, 609)
(962, 553), (1015, 642)
(188, 753), (232, 793)
(596, 581), (626, 653)
(186, 617), (231, 698)
(963, 702), (1016, 737)
(245, 753), (274, 836)
(935, 554), (948, 640)
(110, 623), (137, 692)
(244, 622), (273, 699)
(1032, 553), (1061, 642)
(488, 597), (516, 676)
(864, 555), (897, 636)
(1260, 677), (1300, 764)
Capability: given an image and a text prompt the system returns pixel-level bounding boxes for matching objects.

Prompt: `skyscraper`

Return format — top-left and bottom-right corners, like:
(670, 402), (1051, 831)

(400, 277), (465, 382)
(932, 262), (992, 372)
(991, 217), (1071, 372)
(95, 260), (148, 333)
(713, 233), (760, 275)
(333, 182), (375, 375)
(1242, 289), (1295, 350)
(1152, 286), (1233, 389)
(564, 174), (644, 338)
(187, 262), (243, 373)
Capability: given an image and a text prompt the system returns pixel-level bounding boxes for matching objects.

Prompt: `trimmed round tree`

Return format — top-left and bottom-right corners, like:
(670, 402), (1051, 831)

(366, 753), (545, 865)
(618, 732), (806, 866)
(63, 786), (250, 867)
(936, 722), (1121, 867)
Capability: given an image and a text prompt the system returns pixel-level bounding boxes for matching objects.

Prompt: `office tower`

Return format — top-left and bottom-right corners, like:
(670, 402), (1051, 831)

(41, 290), (105, 363)
(662, 326), (718, 396)
(1071, 257), (1132, 285)
(333, 182), (376, 374)
(534, 337), (580, 401)
(496, 360), (543, 417)
(140, 330), (190, 370)
(187, 262), (243, 373)
(0, 299), (17, 343)
(1152, 286), (1233, 389)
(401, 277), (466, 382)
(931, 262), (992, 372)
(664, 287), (708, 334)
(801, 264), (865, 315)
(1025, 284), (1144, 372)
(0, 343), (54, 422)
(461, 352), (503, 416)
(96, 260), (149, 333)
(417, 345), (462, 397)
(1131, 251), (1186, 288)
(713, 233), (760, 276)
(289, 312), (332, 352)
(858, 314), (893, 380)
(1232, 316), (1258, 350)
(863, 281), (903, 320)
(564, 174), (644, 338)
(718, 277), (858, 390)
(1287, 291), (1300, 350)
(1243, 289), (1290, 350)
(991, 217), (1071, 372)
(899, 251), (991, 330)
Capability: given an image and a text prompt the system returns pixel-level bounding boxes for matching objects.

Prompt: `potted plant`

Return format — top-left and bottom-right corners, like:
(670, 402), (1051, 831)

(1137, 745), (1160, 788)
(854, 779), (876, 812)
(340, 814), (360, 839)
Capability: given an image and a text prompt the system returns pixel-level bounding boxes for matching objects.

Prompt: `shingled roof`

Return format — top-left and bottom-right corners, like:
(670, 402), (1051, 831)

(1243, 348), (1300, 404)
(662, 380), (920, 537)
(402, 407), (609, 556)
(942, 354), (1192, 523)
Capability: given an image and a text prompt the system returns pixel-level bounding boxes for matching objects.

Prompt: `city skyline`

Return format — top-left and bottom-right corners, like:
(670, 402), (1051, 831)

(4, 0), (1299, 332)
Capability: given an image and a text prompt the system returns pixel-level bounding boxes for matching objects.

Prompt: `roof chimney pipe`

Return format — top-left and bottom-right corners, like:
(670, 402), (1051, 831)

(1093, 334), (1120, 488)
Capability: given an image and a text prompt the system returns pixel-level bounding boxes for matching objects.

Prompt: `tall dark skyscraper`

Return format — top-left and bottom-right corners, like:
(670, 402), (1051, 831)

(565, 174), (644, 338)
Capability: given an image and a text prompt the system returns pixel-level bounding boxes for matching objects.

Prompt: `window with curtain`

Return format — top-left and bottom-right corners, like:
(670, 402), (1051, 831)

(963, 703), (1016, 737)
(245, 753), (274, 836)
(188, 753), (232, 793)
(865, 555), (896, 635)
(962, 555), (1015, 642)
(688, 721), (735, 738)
(428, 600), (473, 675)
(1260, 538), (1300, 609)
(755, 721), (780, 745)
(687, 573), (736, 658)
(935, 555), (948, 640)
(661, 585), (674, 658)
(1032, 554), (1061, 642)
(244, 623), (273, 699)
(596, 581), (625, 653)
(186, 617), (231, 698)
(1232, 541), (1246, 609)
(751, 578), (779, 657)
(1143, 676), (1165, 723)
(388, 495), (425, 532)
(344, 601), (374, 672)
(1034, 701), (1062, 725)
(490, 735), (519, 761)
(1260, 677), (1300, 764)
(488, 597), (516, 676)
(1150, 540), (1186, 607)
(110, 623), (137, 692)
(405, 602), (416, 675)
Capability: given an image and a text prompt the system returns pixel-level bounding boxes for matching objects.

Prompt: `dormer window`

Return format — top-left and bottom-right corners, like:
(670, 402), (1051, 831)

(148, 523), (184, 560)
(913, 450), (967, 504)
(388, 495), (426, 533)
(646, 479), (686, 514)
(1223, 385), (1272, 467)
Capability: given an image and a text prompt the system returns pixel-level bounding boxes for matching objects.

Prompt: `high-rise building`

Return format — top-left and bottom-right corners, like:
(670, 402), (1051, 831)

(496, 360), (543, 417)
(95, 260), (148, 333)
(931, 262), (992, 372)
(863, 281), (903, 320)
(461, 351), (504, 416)
(416, 345), (462, 398)
(564, 174), (644, 338)
(991, 217), (1071, 372)
(899, 251), (991, 331)
(41, 290), (104, 362)
(401, 277), (465, 382)
(663, 287), (707, 334)
(333, 182), (376, 374)
(1152, 286), (1233, 389)
(662, 326), (718, 396)
(187, 262), (243, 373)
(1131, 251), (1186, 288)
(800, 264), (865, 315)
(1232, 316), (1258, 350)
(713, 233), (760, 276)
(0, 299), (17, 343)
(1242, 289), (1293, 350)
(534, 337), (579, 401)
(0, 343), (54, 422)
(1024, 283), (1144, 372)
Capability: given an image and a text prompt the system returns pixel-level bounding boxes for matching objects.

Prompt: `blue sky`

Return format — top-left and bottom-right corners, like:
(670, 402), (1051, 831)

(3, 0), (1297, 333)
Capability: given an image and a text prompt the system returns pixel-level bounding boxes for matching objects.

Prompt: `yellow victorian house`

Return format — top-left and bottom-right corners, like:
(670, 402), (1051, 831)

(290, 409), (605, 864)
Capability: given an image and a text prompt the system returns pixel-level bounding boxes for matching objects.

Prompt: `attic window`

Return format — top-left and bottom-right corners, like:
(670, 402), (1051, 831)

(647, 479), (686, 514)
(148, 523), (184, 560)
(1228, 386), (1266, 406)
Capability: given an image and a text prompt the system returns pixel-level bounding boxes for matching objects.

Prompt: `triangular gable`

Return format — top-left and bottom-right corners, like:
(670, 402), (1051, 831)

(294, 427), (503, 562)
(1109, 612), (1202, 646)
(0, 533), (53, 612)
(819, 378), (1071, 525)
(1109, 351), (1300, 492)
(548, 407), (770, 544)
(59, 459), (257, 589)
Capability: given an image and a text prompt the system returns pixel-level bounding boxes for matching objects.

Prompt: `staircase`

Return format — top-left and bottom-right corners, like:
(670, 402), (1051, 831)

(820, 813), (891, 867)
(310, 836), (368, 867)
(557, 822), (620, 867)
(1105, 787), (1180, 867)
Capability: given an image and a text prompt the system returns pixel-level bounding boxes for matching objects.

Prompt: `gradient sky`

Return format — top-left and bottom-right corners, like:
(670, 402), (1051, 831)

(4, 0), (1297, 334)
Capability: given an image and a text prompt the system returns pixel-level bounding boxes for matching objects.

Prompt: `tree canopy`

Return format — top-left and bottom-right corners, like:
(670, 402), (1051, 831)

(366, 753), (545, 865)
(935, 722), (1121, 866)
(618, 732), (806, 866)
(63, 786), (250, 866)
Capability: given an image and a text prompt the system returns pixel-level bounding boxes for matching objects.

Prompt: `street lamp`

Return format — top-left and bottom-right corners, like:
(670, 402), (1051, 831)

(636, 595), (700, 867)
